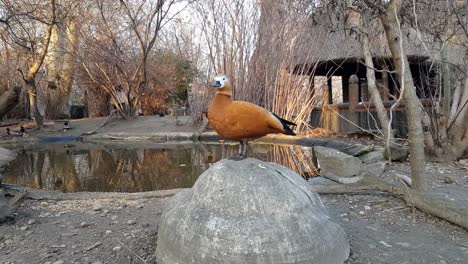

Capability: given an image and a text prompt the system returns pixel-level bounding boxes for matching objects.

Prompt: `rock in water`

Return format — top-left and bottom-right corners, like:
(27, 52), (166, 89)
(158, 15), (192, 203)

(0, 147), (16, 167)
(156, 158), (349, 264)
(0, 147), (16, 185)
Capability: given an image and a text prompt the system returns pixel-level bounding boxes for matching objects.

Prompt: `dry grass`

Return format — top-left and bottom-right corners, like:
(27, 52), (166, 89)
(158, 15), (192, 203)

(303, 127), (330, 137)
(268, 64), (319, 135)
(270, 144), (319, 178)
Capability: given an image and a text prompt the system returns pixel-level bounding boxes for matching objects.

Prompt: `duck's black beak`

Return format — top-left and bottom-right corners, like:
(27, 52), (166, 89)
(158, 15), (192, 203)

(211, 80), (221, 88)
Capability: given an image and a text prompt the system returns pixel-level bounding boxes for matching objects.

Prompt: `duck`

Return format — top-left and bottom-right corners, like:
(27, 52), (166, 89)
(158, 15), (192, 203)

(6, 127), (23, 137)
(208, 74), (296, 160)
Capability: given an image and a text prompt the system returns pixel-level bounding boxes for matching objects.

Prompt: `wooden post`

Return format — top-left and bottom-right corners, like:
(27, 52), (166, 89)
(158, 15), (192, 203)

(381, 65), (390, 101)
(349, 75), (359, 111)
(442, 42), (451, 116)
(347, 75), (360, 132)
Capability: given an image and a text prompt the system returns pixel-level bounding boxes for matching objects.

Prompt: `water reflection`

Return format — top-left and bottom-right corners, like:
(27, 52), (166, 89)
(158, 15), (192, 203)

(3, 142), (317, 193)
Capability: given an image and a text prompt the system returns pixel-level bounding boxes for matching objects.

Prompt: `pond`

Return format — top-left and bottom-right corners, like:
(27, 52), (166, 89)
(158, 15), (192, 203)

(2, 142), (318, 193)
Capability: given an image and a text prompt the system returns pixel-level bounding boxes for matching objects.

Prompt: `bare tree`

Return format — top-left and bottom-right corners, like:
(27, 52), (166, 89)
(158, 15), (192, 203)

(357, 11), (395, 145)
(379, 0), (426, 191)
(1, 0), (57, 127)
(312, 0), (426, 190)
(0, 86), (21, 118)
(44, 0), (82, 119)
(80, 0), (179, 118)
(412, 0), (468, 161)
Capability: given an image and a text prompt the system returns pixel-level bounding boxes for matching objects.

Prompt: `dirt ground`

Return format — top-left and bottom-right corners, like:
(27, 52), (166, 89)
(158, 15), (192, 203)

(1, 165), (467, 264)
(1, 116), (467, 263)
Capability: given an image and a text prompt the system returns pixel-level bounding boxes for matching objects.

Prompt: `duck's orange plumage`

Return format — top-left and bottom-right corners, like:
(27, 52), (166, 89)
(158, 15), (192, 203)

(208, 74), (296, 158)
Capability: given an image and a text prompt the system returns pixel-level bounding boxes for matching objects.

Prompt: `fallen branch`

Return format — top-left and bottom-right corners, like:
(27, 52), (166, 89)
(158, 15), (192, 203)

(0, 189), (27, 222)
(80, 110), (117, 136)
(312, 176), (468, 230)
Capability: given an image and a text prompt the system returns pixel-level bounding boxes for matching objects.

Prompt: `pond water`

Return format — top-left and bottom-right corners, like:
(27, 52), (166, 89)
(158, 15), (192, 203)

(2, 142), (318, 193)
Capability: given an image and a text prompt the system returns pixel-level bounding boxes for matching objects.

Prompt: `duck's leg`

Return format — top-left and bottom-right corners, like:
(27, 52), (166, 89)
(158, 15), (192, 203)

(241, 139), (248, 157)
(230, 139), (248, 161)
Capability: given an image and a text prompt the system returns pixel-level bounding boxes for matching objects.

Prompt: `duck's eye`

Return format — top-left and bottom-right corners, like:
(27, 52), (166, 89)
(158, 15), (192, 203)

(223, 78), (226, 80)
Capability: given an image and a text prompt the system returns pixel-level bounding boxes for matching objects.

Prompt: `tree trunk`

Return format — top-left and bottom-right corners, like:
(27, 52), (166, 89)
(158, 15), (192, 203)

(45, 19), (80, 119)
(0, 86), (22, 118)
(359, 16), (394, 144)
(87, 87), (110, 117)
(21, 0), (56, 127)
(380, 0), (426, 191)
(453, 76), (468, 135)
(26, 79), (44, 127)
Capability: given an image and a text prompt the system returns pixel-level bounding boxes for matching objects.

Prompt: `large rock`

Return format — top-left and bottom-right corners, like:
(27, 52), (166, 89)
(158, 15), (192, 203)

(314, 146), (362, 177)
(383, 144), (409, 162)
(0, 148), (16, 222)
(156, 158), (349, 264)
(358, 148), (385, 164)
(0, 147), (16, 185)
(0, 147), (15, 168)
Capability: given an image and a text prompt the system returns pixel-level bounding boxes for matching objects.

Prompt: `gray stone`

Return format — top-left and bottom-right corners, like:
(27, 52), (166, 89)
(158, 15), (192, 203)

(347, 144), (374, 156)
(156, 158), (349, 264)
(307, 176), (336, 185)
(322, 173), (363, 184)
(0, 147), (16, 167)
(360, 161), (387, 177)
(315, 146), (362, 177)
(358, 149), (385, 164)
(112, 246), (122, 252)
(383, 144), (409, 162)
(0, 147), (15, 185)
(309, 140), (373, 157)
(0, 196), (11, 223)
(92, 204), (103, 211)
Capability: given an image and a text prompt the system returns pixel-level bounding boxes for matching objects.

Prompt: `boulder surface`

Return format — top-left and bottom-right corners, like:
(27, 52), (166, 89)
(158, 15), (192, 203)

(0, 147), (16, 168)
(315, 146), (362, 177)
(156, 158), (349, 264)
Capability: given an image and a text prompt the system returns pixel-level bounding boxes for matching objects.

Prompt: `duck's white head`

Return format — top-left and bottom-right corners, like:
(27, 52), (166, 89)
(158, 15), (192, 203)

(211, 74), (231, 89)
(211, 74), (233, 97)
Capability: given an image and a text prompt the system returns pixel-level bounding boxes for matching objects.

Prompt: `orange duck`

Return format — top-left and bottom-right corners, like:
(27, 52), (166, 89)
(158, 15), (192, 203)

(208, 74), (296, 160)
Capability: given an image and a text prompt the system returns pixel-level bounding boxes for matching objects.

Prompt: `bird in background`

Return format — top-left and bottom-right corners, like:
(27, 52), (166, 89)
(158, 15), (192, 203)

(6, 125), (27, 137)
(208, 74), (296, 160)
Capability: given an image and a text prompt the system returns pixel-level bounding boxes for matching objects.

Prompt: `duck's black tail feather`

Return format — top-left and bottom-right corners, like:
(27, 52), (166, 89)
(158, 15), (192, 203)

(282, 124), (296, 136)
(272, 112), (297, 136)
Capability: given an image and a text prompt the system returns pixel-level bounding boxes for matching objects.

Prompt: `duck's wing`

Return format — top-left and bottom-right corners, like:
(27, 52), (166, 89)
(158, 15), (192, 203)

(270, 112), (297, 127)
(230, 101), (296, 136)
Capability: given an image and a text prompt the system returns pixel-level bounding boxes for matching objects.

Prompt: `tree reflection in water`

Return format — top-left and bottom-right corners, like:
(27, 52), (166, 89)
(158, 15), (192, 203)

(3, 142), (318, 193)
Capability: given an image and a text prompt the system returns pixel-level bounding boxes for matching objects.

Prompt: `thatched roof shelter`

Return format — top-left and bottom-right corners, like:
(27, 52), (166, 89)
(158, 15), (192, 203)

(292, 7), (466, 70)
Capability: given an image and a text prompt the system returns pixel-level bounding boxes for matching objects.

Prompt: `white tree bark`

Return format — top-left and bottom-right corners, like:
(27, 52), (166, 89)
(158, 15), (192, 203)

(380, 0), (426, 191)
(359, 13), (394, 144)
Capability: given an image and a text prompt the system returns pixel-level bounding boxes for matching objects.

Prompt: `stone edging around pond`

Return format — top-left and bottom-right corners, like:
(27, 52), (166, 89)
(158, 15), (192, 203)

(83, 131), (375, 154)
(3, 184), (186, 201)
(0, 131), (376, 158)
